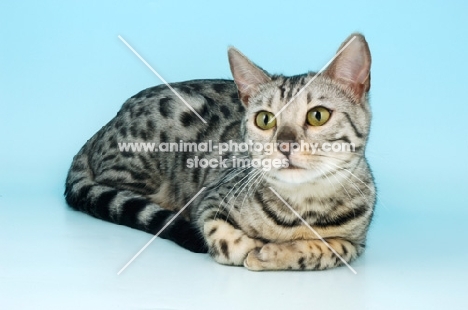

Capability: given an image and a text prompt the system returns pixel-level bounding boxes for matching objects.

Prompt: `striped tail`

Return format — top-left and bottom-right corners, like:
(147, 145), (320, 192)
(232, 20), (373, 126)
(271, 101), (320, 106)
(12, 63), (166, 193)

(64, 152), (207, 253)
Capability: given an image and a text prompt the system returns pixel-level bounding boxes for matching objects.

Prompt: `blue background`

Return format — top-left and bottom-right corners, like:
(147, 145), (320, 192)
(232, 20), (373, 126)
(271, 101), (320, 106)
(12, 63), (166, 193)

(1, 1), (467, 309)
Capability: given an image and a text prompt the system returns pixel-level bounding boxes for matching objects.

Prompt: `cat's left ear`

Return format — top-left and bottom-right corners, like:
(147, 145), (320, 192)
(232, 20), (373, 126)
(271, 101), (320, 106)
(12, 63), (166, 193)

(325, 33), (371, 101)
(228, 47), (271, 106)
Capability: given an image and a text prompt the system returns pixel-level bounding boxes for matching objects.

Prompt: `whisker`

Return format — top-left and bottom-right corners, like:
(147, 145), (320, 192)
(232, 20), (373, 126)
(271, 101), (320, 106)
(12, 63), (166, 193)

(212, 165), (250, 190)
(324, 165), (353, 201)
(225, 168), (261, 208)
(326, 161), (388, 210)
(322, 163), (372, 208)
(326, 162), (374, 194)
(214, 166), (252, 220)
(240, 170), (266, 210)
(313, 165), (337, 193)
(217, 168), (258, 217)
(225, 169), (263, 219)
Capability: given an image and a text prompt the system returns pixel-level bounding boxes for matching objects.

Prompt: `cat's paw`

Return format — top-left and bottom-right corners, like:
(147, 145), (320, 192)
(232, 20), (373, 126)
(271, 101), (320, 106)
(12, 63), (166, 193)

(206, 220), (265, 266)
(216, 235), (264, 266)
(244, 243), (290, 271)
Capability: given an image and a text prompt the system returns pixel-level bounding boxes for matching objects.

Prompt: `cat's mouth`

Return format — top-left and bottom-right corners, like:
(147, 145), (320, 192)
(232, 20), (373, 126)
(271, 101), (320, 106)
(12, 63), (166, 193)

(283, 163), (304, 170)
(272, 162), (316, 184)
(280, 160), (306, 170)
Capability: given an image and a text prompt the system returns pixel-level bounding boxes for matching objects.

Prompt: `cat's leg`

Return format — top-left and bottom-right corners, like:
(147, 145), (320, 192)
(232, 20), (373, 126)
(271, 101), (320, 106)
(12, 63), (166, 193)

(203, 219), (264, 266)
(244, 238), (362, 271)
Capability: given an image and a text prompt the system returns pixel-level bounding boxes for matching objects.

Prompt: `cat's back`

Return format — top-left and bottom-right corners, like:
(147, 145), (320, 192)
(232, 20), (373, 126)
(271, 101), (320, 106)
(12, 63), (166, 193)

(86, 79), (244, 148)
(121, 79), (243, 126)
(82, 79), (245, 178)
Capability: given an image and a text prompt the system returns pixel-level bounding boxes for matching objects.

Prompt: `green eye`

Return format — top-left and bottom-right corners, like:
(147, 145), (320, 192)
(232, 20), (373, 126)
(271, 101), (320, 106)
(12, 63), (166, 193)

(255, 111), (276, 130)
(307, 106), (331, 126)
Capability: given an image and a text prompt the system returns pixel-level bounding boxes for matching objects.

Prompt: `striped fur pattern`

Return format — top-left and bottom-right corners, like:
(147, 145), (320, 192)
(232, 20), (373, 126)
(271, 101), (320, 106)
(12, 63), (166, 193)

(65, 33), (375, 270)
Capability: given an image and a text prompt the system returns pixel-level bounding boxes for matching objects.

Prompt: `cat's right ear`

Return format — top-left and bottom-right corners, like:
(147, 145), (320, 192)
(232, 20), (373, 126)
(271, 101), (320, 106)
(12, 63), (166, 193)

(228, 47), (271, 106)
(325, 33), (371, 102)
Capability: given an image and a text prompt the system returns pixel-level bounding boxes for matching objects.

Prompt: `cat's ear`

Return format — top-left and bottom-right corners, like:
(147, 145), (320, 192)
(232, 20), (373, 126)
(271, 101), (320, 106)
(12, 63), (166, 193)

(325, 33), (371, 101)
(228, 47), (271, 106)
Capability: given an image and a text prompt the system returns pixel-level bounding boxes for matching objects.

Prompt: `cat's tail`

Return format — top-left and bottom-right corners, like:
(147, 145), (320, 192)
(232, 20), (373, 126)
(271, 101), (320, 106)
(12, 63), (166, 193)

(64, 151), (208, 253)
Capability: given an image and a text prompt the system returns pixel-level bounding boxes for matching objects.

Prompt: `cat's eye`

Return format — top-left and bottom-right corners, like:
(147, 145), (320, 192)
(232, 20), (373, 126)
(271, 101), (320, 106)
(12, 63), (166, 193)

(255, 111), (276, 130)
(307, 106), (331, 126)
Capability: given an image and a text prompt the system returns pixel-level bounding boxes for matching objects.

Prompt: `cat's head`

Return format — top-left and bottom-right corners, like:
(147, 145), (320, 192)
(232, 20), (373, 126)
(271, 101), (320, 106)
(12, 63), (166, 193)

(228, 33), (372, 185)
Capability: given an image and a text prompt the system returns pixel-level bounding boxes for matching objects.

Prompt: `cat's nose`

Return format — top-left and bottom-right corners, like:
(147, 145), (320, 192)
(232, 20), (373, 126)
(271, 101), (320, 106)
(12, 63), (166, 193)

(276, 126), (297, 142)
(276, 126), (297, 156)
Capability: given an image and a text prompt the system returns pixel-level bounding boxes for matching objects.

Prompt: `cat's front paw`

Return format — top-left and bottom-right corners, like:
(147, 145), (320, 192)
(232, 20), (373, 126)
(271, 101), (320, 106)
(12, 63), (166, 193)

(213, 235), (264, 266)
(205, 219), (265, 266)
(244, 239), (359, 271)
(244, 243), (290, 271)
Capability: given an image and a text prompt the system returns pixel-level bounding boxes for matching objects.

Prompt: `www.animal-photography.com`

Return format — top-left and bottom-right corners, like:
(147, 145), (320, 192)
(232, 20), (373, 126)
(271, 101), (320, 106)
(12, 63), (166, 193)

(1, 1), (467, 309)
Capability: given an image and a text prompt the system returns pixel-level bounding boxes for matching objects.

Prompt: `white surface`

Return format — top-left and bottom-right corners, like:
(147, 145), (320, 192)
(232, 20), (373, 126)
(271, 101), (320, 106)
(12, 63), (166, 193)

(1, 194), (466, 310)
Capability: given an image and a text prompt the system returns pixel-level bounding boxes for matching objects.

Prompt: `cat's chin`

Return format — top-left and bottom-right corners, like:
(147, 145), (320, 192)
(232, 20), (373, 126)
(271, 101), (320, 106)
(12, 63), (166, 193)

(270, 168), (319, 185)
